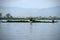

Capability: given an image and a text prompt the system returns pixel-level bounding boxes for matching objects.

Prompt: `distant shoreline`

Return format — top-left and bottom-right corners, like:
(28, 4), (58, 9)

(0, 17), (60, 20)
(0, 13), (60, 20)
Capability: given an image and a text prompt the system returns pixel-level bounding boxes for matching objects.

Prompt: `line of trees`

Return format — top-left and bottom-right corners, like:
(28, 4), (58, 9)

(0, 13), (13, 18)
(0, 13), (60, 20)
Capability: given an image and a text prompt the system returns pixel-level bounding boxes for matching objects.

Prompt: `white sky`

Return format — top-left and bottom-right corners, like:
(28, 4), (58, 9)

(0, 0), (60, 9)
(0, 0), (60, 17)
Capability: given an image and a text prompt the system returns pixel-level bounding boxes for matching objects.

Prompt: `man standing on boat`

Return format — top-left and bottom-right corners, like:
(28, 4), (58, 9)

(30, 18), (33, 21)
(52, 19), (54, 23)
(29, 17), (33, 24)
(29, 16), (33, 25)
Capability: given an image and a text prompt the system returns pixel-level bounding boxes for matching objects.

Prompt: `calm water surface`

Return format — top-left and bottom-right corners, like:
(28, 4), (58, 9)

(0, 21), (60, 40)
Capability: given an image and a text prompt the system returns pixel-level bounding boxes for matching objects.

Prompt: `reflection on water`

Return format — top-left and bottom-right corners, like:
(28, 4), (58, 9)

(0, 21), (60, 40)
(30, 24), (32, 33)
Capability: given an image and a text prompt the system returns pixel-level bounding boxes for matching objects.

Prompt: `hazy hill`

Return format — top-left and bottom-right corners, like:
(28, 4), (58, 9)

(0, 6), (60, 17)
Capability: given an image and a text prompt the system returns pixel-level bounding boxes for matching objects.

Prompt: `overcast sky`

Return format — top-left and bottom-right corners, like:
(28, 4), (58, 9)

(0, 0), (60, 17)
(0, 0), (60, 9)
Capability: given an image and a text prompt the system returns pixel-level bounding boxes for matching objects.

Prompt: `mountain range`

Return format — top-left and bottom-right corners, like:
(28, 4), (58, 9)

(0, 6), (60, 17)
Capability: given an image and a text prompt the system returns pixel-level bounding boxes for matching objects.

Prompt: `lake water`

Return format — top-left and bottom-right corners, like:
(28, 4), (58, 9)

(0, 21), (60, 40)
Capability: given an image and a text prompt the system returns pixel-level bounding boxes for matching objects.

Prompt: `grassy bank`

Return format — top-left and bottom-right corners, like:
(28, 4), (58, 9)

(0, 17), (60, 21)
(0, 13), (60, 20)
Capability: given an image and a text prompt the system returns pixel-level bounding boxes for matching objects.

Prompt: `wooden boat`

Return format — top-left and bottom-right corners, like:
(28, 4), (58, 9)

(0, 20), (58, 23)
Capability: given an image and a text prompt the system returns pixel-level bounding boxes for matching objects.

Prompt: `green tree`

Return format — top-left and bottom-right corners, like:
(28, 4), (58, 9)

(39, 16), (42, 19)
(10, 16), (13, 18)
(6, 13), (11, 18)
(0, 13), (2, 18)
(49, 16), (52, 20)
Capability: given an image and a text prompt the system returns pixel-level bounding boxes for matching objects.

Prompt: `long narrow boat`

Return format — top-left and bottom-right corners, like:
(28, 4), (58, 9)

(0, 20), (58, 23)
(5, 20), (59, 23)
